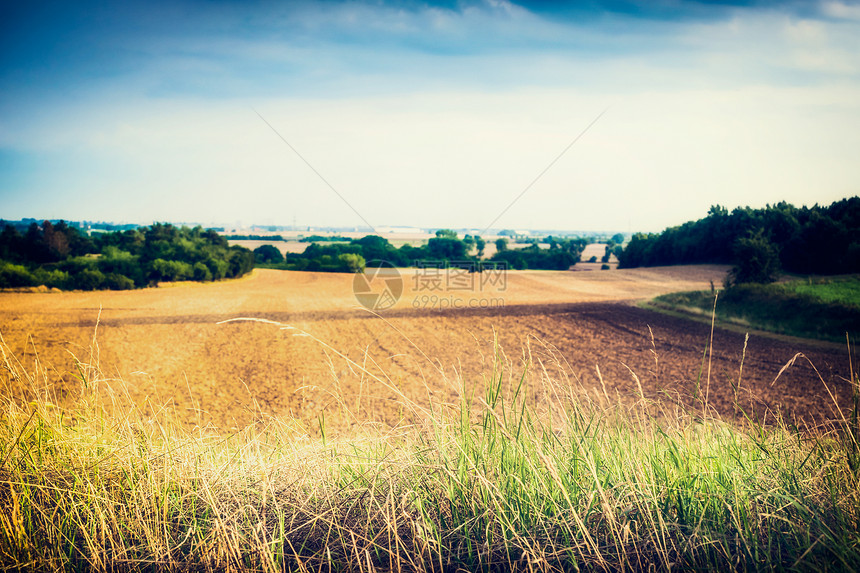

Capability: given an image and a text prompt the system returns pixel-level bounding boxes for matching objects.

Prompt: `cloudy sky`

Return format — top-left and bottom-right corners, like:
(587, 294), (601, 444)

(1, 0), (858, 233)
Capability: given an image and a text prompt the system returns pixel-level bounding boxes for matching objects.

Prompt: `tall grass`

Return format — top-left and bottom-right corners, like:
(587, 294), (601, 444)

(1, 326), (859, 572)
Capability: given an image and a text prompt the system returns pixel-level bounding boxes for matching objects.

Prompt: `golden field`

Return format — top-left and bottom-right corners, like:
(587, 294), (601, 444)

(0, 265), (852, 433)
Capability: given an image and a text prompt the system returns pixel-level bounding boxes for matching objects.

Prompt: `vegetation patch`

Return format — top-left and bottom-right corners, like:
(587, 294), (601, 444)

(619, 197), (860, 276)
(256, 230), (590, 273)
(652, 277), (860, 342)
(1, 337), (858, 572)
(0, 221), (254, 290)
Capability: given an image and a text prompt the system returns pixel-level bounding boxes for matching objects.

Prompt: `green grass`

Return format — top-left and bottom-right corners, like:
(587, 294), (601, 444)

(651, 277), (860, 342)
(781, 276), (860, 307)
(1, 330), (859, 572)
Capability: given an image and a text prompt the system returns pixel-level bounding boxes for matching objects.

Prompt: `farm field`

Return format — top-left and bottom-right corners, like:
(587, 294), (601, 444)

(0, 265), (852, 433)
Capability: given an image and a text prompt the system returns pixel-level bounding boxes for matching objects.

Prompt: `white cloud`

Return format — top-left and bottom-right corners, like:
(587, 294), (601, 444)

(2, 0), (859, 230)
(822, 1), (860, 21)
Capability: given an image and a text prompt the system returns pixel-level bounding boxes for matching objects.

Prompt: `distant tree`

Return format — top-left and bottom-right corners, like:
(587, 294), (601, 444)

(0, 222), (252, 289)
(435, 229), (458, 239)
(427, 237), (467, 260)
(727, 232), (780, 286)
(73, 268), (106, 290)
(22, 222), (51, 263)
(103, 273), (135, 290)
(462, 235), (475, 252)
(43, 220), (70, 260)
(611, 233), (625, 245)
(615, 199), (860, 274)
(192, 262), (213, 282)
(495, 238), (508, 252)
(475, 236), (486, 258)
(253, 244), (284, 265)
(205, 258), (229, 280)
(150, 259), (193, 282)
(0, 225), (23, 262)
(226, 247), (255, 277)
(337, 253), (366, 273)
(0, 262), (35, 287)
(351, 235), (396, 263)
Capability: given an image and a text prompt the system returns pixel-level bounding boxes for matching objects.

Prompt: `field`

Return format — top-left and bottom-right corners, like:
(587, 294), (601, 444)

(1, 265), (853, 433)
(2, 265), (859, 571)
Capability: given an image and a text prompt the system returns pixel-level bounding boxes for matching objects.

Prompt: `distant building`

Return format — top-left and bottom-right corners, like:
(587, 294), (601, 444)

(377, 226), (424, 234)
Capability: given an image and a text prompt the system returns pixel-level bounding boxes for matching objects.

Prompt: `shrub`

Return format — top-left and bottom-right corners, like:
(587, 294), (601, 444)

(151, 259), (193, 282)
(72, 268), (106, 290)
(32, 268), (70, 289)
(0, 261), (35, 287)
(192, 262), (213, 282)
(338, 253), (365, 273)
(253, 244), (284, 265)
(103, 273), (135, 290)
(727, 232), (780, 286)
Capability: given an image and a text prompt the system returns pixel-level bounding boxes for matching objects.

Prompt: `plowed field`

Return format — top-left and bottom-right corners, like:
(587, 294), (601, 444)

(0, 266), (852, 433)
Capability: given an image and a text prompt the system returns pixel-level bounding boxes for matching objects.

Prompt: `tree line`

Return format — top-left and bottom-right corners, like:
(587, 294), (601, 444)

(618, 197), (860, 280)
(0, 221), (254, 290)
(254, 231), (589, 272)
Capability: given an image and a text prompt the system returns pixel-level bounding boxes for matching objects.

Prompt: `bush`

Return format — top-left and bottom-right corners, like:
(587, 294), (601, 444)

(205, 258), (229, 280)
(0, 262), (35, 287)
(192, 262), (213, 282)
(151, 259), (193, 282)
(253, 244), (284, 265)
(103, 273), (135, 290)
(727, 233), (780, 286)
(73, 268), (106, 290)
(338, 253), (365, 273)
(32, 268), (70, 289)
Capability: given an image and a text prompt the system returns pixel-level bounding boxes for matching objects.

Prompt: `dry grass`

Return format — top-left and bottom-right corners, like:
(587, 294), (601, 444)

(1, 321), (859, 572)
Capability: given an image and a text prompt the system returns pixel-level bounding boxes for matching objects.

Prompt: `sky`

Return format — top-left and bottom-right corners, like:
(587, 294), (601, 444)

(1, 0), (859, 233)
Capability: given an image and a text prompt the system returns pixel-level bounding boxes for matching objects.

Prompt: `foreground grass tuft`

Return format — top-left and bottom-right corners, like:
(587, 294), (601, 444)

(1, 333), (859, 572)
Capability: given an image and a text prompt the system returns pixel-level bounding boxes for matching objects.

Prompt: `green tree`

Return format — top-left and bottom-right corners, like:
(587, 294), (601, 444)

(192, 262), (213, 282)
(427, 237), (466, 260)
(475, 236), (486, 258)
(73, 268), (106, 290)
(253, 244), (284, 264)
(0, 262), (35, 287)
(727, 232), (780, 286)
(338, 253), (366, 273)
(495, 238), (508, 252)
(103, 273), (135, 290)
(351, 235), (396, 263)
(0, 225), (23, 262)
(151, 259), (193, 282)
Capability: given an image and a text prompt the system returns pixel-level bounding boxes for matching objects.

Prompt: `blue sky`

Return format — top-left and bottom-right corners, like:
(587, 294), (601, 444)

(1, 0), (858, 232)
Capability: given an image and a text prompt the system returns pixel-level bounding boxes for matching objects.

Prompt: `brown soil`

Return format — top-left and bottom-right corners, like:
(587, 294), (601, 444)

(0, 266), (852, 434)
